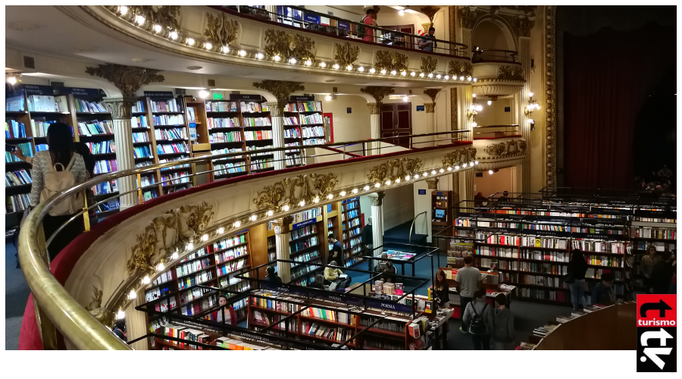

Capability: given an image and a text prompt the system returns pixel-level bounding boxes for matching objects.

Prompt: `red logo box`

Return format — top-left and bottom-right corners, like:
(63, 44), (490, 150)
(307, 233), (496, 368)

(637, 294), (677, 327)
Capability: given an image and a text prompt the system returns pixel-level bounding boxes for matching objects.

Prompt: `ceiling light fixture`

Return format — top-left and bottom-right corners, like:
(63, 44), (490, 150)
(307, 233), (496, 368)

(204, 42), (213, 50)
(320, 62), (327, 68)
(186, 38), (195, 46)
(256, 52), (264, 60)
(313, 197), (320, 203)
(325, 95), (332, 101)
(198, 90), (209, 99)
(238, 50), (247, 57)
(153, 24), (162, 33)
(333, 63), (340, 70)
(169, 31), (178, 40)
(358, 66), (365, 72)
(289, 57), (297, 64)
(273, 55), (281, 62)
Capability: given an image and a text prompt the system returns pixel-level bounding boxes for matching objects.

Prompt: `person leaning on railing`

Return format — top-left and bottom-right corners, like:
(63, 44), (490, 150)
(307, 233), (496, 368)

(25, 122), (90, 261)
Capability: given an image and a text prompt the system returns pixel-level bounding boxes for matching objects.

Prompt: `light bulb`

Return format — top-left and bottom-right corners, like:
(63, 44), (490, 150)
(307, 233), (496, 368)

(369, 68), (376, 74)
(340, 191), (347, 196)
(352, 188), (358, 194)
(358, 66), (365, 72)
(327, 194), (334, 199)
(402, 96), (409, 102)
(142, 276), (151, 285)
(436, 74), (442, 79)
(222, 45), (230, 53)
(473, 78), (478, 82)
(467, 76), (472, 81)
(171, 252), (178, 260)
(305, 59), (312, 66)
(439, 168), (445, 173)
(256, 52), (264, 60)
(347, 65), (353, 71)
(536, 105), (541, 110)
(7, 76), (17, 85)
(320, 62), (327, 68)
(390, 70), (397, 76)
(198, 90), (209, 99)
(472, 94), (476, 98)
(186, 243), (194, 251)
(153, 24), (162, 33)
(410, 72), (416, 77)
(447, 167), (453, 171)
(428, 73), (434, 78)
(375, 183), (381, 188)
(380, 69), (387, 75)
(186, 38), (195, 46)
(201, 234), (208, 241)
(313, 197), (320, 203)
(273, 55), (281, 62)
(169, 31), (178, 40)
(385, 180), (392, 186)
(289, 57), (297, 64)
(431, 170), (437, 175)
(476, 105), (483, 112)
(405, 175), (411, 180)
(475, 161), (479, 165)
(204, 42), (213, 50)
(399, 9), (405, 16)
(325, 95), (332, 101)
(422, 172), (428, 177)
(238, 50), (247, 57)
(487, 100), (492, 105)
(249, 215), (257, 222)
(282, 205), (290, 211)
(136, 15), (146, 26)
(128, 290), (137, 300)
(460, 76), (464, 80)
(455, 165), (460, 170)
(266, 210), (274, 216)
(116, 310), (126, 320)
(444, 75), (450, 80)
(414, 174), (420, 179)
(419, 73), (425, 78)
(333, 63), (340, 70)
(462, 163), (468, 168)
(489, 170), (494, 175)
(395, 178), (401, 184)
(472, 122), (478, 127)
(469, 162), (475, 167)
(234, 221), (241, 227)
(157, 263), (165, 271)
(119, 5), (128, 15)
(363, 185), (370, 191)
(401, 71), (407, 76)
(218, 227), (225, 234)
(299, 200), (306, 207)
(529, 92), (534, 97)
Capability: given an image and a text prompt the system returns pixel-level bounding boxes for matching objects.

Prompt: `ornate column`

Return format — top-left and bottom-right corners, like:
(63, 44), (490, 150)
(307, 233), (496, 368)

(273, 216), (293, 283)
(424, 88), (441, 146)
(127, 292), (149, 350)
(519, 35), (532, 193)
(86, 64), (164, 211)
(361, 86), (394, 155)
(368, 192), (385, 252)
(253, 80), (305, 170)
(459, 169), (475, 205)
(267, 102), (286, 171)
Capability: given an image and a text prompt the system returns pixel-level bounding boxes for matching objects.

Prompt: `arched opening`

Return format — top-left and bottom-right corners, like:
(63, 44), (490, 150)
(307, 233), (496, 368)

(471, 18), (517, 62)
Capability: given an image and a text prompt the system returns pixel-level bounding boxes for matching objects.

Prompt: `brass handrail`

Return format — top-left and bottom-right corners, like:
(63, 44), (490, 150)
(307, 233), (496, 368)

(17, 129), (472, 350)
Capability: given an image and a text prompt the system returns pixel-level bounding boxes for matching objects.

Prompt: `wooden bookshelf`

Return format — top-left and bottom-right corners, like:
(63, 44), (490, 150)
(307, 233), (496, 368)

(282, 98), (326, 168)
(340, 197), (363, 267)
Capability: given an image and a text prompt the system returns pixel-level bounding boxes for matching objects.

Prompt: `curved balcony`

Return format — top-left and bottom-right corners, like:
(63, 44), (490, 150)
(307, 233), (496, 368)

(472, 124), (521, 140)
(473, 136), (527, 170)
(18, 131), (476, 350)
(472, 48), (525, 97)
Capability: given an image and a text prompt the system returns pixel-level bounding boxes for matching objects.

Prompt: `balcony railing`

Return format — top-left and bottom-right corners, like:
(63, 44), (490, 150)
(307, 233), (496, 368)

(473, 125), (521, 139)
(18, 130), (472, 350)
(472, 48), (519, 63)
(216, 5), (469, 58)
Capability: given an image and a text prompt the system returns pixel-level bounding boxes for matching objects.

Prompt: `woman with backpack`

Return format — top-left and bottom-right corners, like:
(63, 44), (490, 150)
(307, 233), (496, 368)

(29, 122), (89, 261)
(488, 294), (515, 349)
(462, 287), (491, 349)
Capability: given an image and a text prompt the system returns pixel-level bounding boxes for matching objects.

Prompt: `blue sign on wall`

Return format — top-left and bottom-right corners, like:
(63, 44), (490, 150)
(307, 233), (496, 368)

(62, 87), (101, 97)
(337, 21), (350, 30)
(418, 189), (427, 195)
(304, 13), (320, 24)
(416, 105), (425, 111)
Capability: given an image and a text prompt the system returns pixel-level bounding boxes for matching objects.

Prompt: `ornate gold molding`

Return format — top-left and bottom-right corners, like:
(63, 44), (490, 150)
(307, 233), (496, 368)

(264, 29), (316, 63)
(482, 139), (527, 158)
(253, 80), (305, 109)
(450, 88), (458, 130)
(544, 6), (557, 186)
(367, 158), (423, 184)
(374, 50), (408, 73)
(126, 201), (215, 276)
(425, 103), (435, 113)
(420, 56), (438, 74)
(102, 97), (137, 119)
(334, 42), (360, 68)
(253, 173), (339, 211)
(424, 88), (441, 103)
(499, 8), (536, 38)
(458, 6), (485, 29)
(361, 86), (394, 108)
(448, 61), (473, 77)
(85, 286), (114, 328)
(442, 147), (477, 167)
(106, 6), (180, 33)
(367, 103), (380, 115)
(85, 63), (164, 97)
(498, 66), (525, 81)
(426, 178), (439, 190)
(205, 11), (240, 47)
(420, 6), (440, 27)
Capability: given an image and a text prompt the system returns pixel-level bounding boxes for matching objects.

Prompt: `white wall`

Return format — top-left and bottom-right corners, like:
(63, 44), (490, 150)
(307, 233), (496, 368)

(475, 98), (514, 126)
(412, 180), (432, 242)
(474, 166), (517, 197)
(383, 184), (415, 230)
(321, 95), (371, 143)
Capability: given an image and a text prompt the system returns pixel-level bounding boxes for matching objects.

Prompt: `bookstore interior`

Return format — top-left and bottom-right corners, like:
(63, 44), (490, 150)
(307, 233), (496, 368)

(4, 4), (675, 357)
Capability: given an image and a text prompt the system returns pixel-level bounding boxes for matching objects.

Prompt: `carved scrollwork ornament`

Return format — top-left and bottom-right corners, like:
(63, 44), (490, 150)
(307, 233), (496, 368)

(458, 6), (484, 29)
(252, 173), (339, 211)
(367, 158), (424, 184)
(85, 286), (115, 328)
(448, 61), (473, 77)
(420, 56), (438, 74)
(498, 66), (525, 81)
(374, 50), (408, 72)
(204, 11), (240, 47)
(264, 29), (316, 63)
(334, 42), (360, 67)
(361, 86), (394, 108)
(85, 63), (164, 98)
(426, 178), (439, 190)
(101, 97), (137, 119)
(253, 80), (305, 109)
(442, 147), (477, 167)
(482, 139), (527, 158)
(423, 88), (441, 103)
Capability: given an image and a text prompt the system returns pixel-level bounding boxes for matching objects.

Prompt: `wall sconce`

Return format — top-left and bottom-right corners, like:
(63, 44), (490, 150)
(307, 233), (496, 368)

(524, 92), (541, 117)
(466, 94), (483, 127)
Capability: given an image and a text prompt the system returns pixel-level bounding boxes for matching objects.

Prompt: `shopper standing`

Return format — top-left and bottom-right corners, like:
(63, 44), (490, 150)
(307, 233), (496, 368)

(591, 273), (616, 306)
(566, 249), (588, 311)
(640, 245), (660, 291)
(455, 255), (482, 333)
(489, 294), (515, 350)
(28, 122), (89, 261)
(210, 295), (237, 326)
(359, 8), (378, 43)
(376, 252), (397, 283)
(328, 234), (343, 265)
(650, 251), (674, 294)
(432, 269), (450, 308)
(265, 266), (283, 284)
(462, 287), (491, 349)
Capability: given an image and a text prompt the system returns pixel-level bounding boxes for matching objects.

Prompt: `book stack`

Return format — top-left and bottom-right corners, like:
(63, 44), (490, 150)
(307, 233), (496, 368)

(94, 160), (118, 174)
(30, 119), (56, 137)
(154, 128), (187, 140)
(153, 114), (185, 125)
(206, 101), (238, 112)
(207, 117), (240, 129)
(93, 180), (118, 195)
(210, 131), (242, 143)
(132, 132), (149, 142)
(74, 99), (107, 113)
(300, 114), (324, 125)
(150, 99), (181, 113)
(243, 130), (272, 140)
(131, 115), (148, 128)
(240, 102), (268, 113)
(5, 120), (27, 138)
(27, 95), (59, 112)
(5, 170), (31, 187)
(86, 141), (115, 155)
(156, 143), (189, 155)
(77, 120), (114, 136)
(6, 194), (31, 213)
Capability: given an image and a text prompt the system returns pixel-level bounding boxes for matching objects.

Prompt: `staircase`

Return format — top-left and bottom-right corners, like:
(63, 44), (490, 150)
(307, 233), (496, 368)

(383, 221), (428, 246)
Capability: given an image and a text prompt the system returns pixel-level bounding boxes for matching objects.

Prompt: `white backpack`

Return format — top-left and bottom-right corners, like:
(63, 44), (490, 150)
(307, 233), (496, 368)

(41, 153), (83, 216)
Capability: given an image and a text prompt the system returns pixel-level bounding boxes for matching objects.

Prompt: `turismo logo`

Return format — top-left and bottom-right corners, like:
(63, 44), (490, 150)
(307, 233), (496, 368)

(637, 295), (677, 372)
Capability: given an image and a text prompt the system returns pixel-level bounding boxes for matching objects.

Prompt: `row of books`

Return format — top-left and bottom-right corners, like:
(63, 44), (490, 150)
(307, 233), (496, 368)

(160, 171), (191, 186)
(300, 114), (323, 125)
(301, 125), (325, 137)
(297, 101), (323, 112)
(520, 275), (569, 288)
(250, 158), (273, 171)
(243, 117), (271, 127)
(86, 141), (115, 155)
(145, 284), (172, 303)
(181, 247), (209, 263)
(78, 120), (114, 136)
(131, 116), (149, 128)
(215, 245), (249, 264)
(179, 287), (212, 304)
(214, 234), (247, 250)
(214, 162), (246, 176)
(181, 296), (216, 317)
(150, 99), (182, 113)
(283, 116), (299, 125)
(132, 101), (145, 113)
(302, 138), (325, 145)
(301, 321), (353, 342)
(30, 119), (58, 138)
(28, 95), (67, 113)
(74, 99), (107, 113)
(246, 144), (274, 156)
(178, 268), (214, 290)
(36, 144), (48, 152)
(520, 251), (569, 262)
(5, 120), (27, 139)
(151, 269), (175, 287)
(358, 316), (405, 333)
(153, 115), (185, 125)
(284, 127), (301, 138)
(476, 246), (518, 258)
(244, 130), (272, 140)
(6, 95), (25, 112)
(286, 156), (302, 166)
(292, 207), (321, 224)
(176, 257), (212, 278)
(5, 170), (31, 187)
(290, 261), (321, 281)
(7, 193), (30, 213)
(157, 143), (189, 155)
(518, 288), (567, 303)
(291, 224), (318, 240)
(476, 220), (623, 234)
(208, 117), (240, 129)
(219, 275), (250, 290)
(205, 101), (238, 112)
(132, 132), (149, 142)
(211, 147), (243, 159)
(291, 251), (320, 266)
(519, 262), (568, 275)
(92, 180), (118, 196)
(343, 236), (362, 250)
(217, 256), (248, 277)
(291, 236), (319, 252)
(154, 128), (187, 140)
(240, 102), (269, 113)
(632, 227), (676, 240)
(210, 131), (242, 143)
(94, 160), (118, 174)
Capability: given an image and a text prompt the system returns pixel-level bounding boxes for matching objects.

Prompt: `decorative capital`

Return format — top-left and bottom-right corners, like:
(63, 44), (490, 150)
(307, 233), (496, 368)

(367, 103), (380, 115)
(423, 88), (441, 103)
(426, 178), (439, 190)
(273, 216), (293, 234)
(368, 191), (385, 207)
(361, 86), (394, 108)
(334, 42), (360, 68)
(264, 29), (316, 63)
(458, 6), (484, 29)
(374, 50), (408, 73)
(204, 11), (240, 47)
(420, 6), (441, 24)
(367, 158), (423, 184)
(102, 97), (137, 119)
(266, 102), (283, 117)
(253, 173), (339, 211)
(498, 66), (525, 81)
(253, 80), (305, 109)
(425, 103), (436, 113)
(420, 56), (438, 74)
(448, 61), (473, 78)
(85, 64), (164, 98)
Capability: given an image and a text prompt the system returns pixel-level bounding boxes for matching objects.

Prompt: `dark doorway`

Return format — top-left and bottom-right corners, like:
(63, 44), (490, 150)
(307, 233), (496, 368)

(380, 103), (412, 148)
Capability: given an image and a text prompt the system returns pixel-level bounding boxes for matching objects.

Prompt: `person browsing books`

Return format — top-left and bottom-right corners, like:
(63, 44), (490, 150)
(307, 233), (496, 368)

(28, 122), (89, 261)
(376, 252), (397, 283)
(566, 249), (588, 311)
(210, 295), (237, 326)
(432, 269), (450, 308)
(489, 294), (515, 350)
(309, 274), (325, 289)
(591, 272), (616, 306)
(462, 287), (491, 350)
(455, 255), (482, 333)
(325, 260), (351, 289)
(265, 265), (282, 284)
(640, 245), (660, 290)
(328, 234), (343, 265)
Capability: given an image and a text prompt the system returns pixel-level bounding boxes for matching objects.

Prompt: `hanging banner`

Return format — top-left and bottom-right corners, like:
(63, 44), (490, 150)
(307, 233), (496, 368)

(23, 84), (53, 96)
(61, 87), (101, 97)
(229, 94), (263, 101)
(143, 91), (175, 98)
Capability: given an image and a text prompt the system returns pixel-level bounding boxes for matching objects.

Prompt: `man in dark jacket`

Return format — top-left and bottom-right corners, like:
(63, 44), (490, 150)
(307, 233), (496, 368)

(487, 294), (514, 349)
(650, 251), (674, 294)
(265, 266), (282, 284)
(591, 272), (616, 306)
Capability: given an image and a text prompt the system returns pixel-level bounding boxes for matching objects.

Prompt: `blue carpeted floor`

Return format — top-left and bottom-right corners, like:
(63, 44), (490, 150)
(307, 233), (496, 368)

(5, 242), (31, 350)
